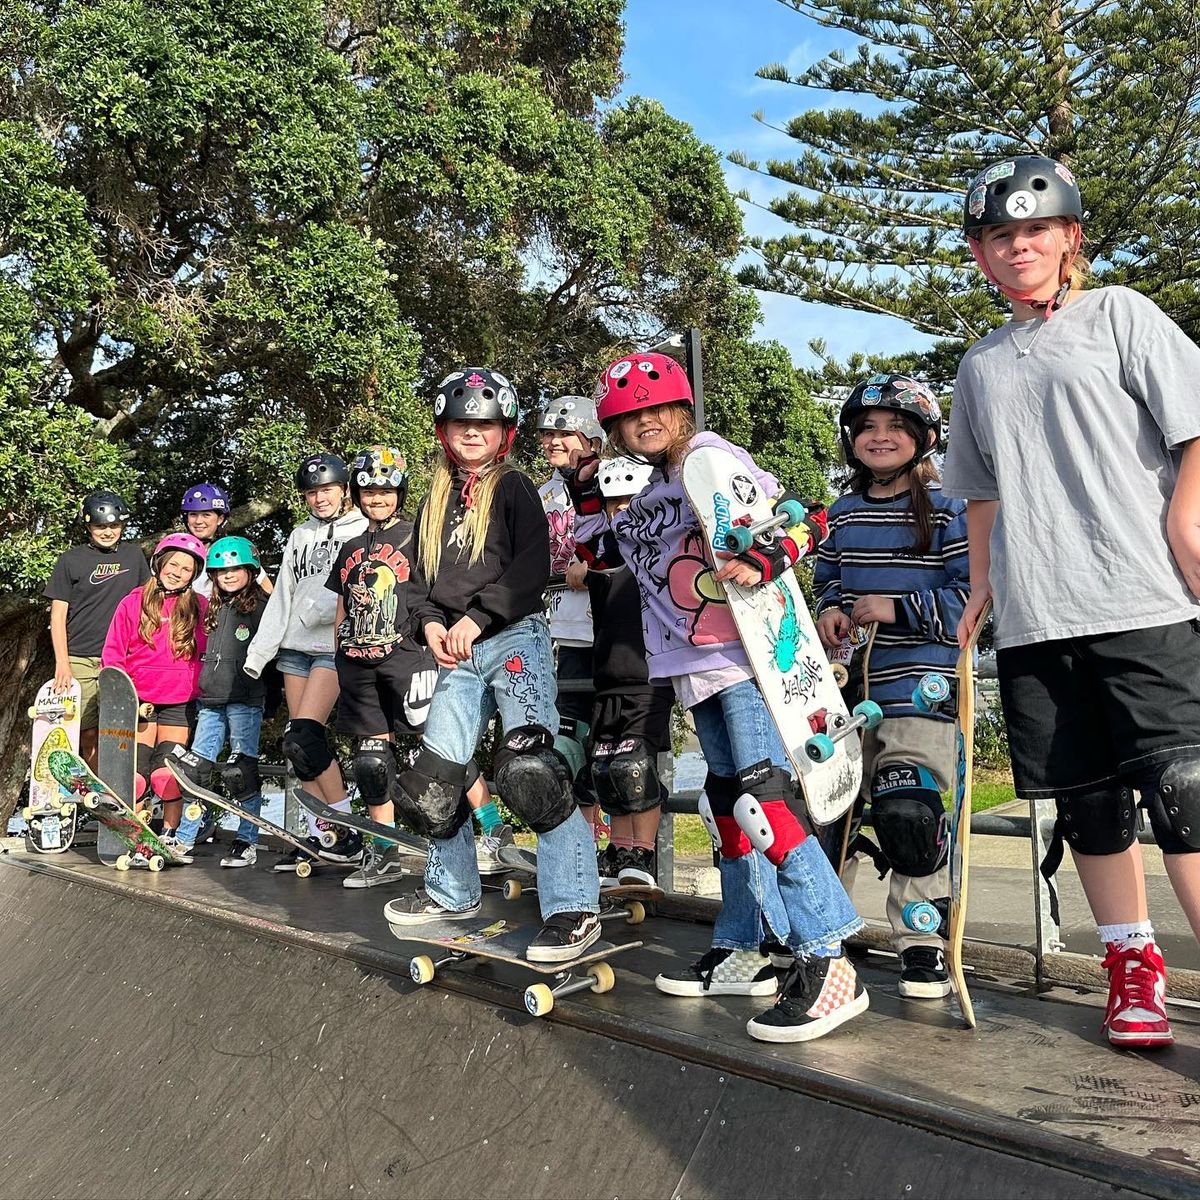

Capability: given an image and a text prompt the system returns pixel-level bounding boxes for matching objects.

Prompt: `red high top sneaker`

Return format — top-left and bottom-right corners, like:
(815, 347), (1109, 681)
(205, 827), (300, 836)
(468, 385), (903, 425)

(1101, 940), (1173, 1047)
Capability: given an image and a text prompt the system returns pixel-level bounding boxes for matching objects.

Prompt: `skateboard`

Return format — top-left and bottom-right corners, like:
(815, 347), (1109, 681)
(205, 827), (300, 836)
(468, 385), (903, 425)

(97, 667), (149, 863)
(901, 599), (992, 1029)
(294, 786), (430, 858)
(828, 623), (878, 875)
(496, 844), (662, 925)
(681, 445), (880, 823)
(46, 749), (186, 871)
(167, 761), (341, 879)
(395, 915), (641, 1017)
(25, 680), (82, 853)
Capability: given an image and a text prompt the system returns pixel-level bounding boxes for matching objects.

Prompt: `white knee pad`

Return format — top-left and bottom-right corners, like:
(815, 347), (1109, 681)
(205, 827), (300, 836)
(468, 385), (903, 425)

(733, 793), (775, 855)
(697, 792), (722, 849)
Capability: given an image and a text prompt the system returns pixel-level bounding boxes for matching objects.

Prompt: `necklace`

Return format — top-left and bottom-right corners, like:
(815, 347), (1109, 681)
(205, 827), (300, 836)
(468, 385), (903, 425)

(1010, 318), (1047, 358)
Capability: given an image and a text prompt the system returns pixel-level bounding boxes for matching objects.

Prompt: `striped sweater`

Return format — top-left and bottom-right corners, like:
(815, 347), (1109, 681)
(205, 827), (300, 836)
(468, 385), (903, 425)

(812, 485), (969, 718)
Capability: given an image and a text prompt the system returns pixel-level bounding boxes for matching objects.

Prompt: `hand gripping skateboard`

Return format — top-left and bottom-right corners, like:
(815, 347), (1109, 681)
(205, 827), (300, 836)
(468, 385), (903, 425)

(293, 786), (430, 858)
(680, 445), (881, 823)
(900, 599), (992, 1029)
(394, 915), (641, 1018)
(25, 679), (82, 853)
(46, 749), (187, 871)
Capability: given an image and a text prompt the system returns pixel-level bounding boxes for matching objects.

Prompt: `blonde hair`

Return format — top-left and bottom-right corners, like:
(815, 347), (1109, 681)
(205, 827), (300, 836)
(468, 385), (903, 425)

(138, 577), (201, 661)
(605, 403), (696, 469)
(417, 451), (514, 581)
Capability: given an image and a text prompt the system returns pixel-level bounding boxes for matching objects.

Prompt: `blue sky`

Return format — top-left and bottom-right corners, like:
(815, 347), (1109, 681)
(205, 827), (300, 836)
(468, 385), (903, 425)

(619, 0), (931, 368)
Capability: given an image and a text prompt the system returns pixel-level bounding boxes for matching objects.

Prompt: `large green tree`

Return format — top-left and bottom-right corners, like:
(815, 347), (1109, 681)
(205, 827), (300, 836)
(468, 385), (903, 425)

(735, 0), (1200, 383)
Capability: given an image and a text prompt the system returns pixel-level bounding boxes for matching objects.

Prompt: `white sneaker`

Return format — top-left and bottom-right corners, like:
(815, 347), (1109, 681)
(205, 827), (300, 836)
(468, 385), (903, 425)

(159, 830), (193, 865)
(655, 946), (779, 997)
(475, 824), (514, 875)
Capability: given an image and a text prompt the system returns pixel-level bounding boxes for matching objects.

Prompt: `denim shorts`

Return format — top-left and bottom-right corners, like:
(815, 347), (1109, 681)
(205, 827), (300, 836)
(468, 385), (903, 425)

(276, 648), (338, 678)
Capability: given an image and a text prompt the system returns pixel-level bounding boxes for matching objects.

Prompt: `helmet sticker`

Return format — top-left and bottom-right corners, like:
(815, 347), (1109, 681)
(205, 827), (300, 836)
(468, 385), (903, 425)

(1005, 189), (1036, 217)
(464, 396), (480, 414)
(439, 371), (463, 385)
(867, 373), (890, 384)
(1054, 162), (1075, 185)
(499, 388), (516, 416)
(968, 185), (987, 219)
(593, 379), (606, 398)
(862, 386), (882, 402)
(983, 161), (1016, 185)
(434, 394), (446, 415)
(636, 361), (654, 373)
(493, 372), (511, 388)
(633, 384), (650, 403)
(609, 360), (633, 380)
(465, 372), (485, 388)
(357, 471), (371, 484)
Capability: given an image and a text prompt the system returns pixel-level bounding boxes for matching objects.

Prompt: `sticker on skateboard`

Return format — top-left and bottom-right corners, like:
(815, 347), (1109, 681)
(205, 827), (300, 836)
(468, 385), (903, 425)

(25, 680), (83, 853)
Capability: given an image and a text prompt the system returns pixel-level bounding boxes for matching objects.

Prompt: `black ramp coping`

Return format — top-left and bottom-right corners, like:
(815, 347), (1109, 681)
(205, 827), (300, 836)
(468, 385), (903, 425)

(0, 854), (1191, 1200)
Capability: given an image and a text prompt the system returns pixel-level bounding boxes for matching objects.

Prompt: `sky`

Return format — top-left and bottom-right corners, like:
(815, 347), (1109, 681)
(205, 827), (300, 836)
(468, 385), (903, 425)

(618, 0), (932, 369)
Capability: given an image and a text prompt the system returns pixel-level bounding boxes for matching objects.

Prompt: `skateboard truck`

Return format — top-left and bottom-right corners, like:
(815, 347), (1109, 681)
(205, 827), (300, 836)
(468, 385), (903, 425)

(803, 700), (883, 763)
(722, 498), (807, 554)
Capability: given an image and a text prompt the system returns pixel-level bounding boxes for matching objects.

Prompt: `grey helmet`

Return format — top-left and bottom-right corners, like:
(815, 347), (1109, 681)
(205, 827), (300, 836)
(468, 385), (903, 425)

(538, 395), (603, 444)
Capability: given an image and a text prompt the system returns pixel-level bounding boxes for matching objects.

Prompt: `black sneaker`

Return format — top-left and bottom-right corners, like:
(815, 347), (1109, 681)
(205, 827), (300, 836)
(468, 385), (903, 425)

(318, 828), (363, 865)
(615, 846), (656, 888)
(273, 838), (322, 873)
(220, 839), (257, 868)
(747, 954), (869, 1043)
(383, 889), (481, 926)
(526, 912), (601, 963)
(655, 946), (778, 997)
(597, 843), (620, 889)
(898, 946), (951, 999)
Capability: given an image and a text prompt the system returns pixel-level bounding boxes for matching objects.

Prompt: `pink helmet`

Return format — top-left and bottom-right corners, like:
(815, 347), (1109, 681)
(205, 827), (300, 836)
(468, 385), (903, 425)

(594, 352), (693, 429)
(152, 532), (207, 569)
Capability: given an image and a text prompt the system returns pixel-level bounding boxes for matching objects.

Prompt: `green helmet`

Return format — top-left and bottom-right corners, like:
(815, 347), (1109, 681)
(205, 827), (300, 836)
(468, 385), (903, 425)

(207, 536), (260, 573)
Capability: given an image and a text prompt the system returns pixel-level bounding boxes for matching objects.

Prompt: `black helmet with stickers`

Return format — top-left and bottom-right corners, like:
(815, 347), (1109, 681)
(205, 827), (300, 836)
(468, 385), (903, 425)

(538, 395), (603, 444)
(839, 374), (942, 466)
(295, 452), (349, 493)
(432, 369), (518, 425)
(81, 490), (131, 527)
(349, 445), (409, 509)
(963, 155), (1082, 239)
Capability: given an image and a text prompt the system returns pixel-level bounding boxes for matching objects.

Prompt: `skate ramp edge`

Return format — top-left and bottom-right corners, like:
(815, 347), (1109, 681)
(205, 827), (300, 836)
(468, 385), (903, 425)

(0, 856), (1177, 1200)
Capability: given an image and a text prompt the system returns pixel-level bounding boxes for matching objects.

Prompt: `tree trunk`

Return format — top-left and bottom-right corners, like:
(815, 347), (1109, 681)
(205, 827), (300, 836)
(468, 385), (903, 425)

(0, 600), (53, 827)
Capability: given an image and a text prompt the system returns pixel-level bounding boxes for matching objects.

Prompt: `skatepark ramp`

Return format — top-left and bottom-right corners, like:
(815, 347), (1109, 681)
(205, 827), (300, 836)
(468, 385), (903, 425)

(0, 851), (1196, 1200)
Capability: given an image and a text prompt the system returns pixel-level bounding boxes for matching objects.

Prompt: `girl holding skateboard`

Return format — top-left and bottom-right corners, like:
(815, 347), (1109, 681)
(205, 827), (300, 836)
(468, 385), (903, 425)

(101, 533), (208, 856)
(813, 374), (969, 1000)
(383, 369), (602, 964)
(946, 154), (1200, 1048)
(568, 352), (865, 1043)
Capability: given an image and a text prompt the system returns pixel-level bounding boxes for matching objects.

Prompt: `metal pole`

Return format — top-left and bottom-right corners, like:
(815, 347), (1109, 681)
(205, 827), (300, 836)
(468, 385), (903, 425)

(684, 326), (705, 432)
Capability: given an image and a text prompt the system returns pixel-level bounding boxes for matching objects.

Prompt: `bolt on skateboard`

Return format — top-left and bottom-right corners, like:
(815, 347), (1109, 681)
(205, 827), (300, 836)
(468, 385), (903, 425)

(25, 679), (82, 853)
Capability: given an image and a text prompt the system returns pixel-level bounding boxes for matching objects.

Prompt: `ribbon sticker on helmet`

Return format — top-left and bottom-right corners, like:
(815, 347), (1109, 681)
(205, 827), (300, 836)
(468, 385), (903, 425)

(983, 161), (1016, 185)
(1006, 189), (1035, 217)
(434, 394), (446, 415)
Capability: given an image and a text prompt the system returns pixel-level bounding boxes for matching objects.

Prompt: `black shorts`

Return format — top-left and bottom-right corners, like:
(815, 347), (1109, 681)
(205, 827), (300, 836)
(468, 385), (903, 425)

(589, 686), (674, 753)
(997, 619), (1200, 797)
(336, 645), (439, 738)
(147, 700), (197, 730)
(555, 644), (595, 725)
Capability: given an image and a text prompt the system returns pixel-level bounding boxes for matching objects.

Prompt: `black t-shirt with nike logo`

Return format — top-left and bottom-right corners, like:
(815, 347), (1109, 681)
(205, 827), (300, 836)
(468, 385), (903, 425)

(43, 542), (151, 656)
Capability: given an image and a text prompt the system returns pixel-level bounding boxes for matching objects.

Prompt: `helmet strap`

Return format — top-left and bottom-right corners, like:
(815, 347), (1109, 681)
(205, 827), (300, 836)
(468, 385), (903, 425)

(153, 574), (191, 598)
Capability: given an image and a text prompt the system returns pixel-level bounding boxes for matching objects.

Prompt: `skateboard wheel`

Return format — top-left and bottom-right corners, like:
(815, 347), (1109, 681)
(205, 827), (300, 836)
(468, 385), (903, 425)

(318, 829), (338, 850)
(913, 673), (951, 712)
(502, 878), (522, 901)
(853, 699), (884, 729)
(21, 806), (32, 822)
(587, 962), (615, 994)
(83, 793), (101, 811)
(524, 983), (555, 1017)
(27, 706), (37, 719)
(624, 900), (646, 926)
(295, 860), (313, 879)
(831, 663), (849, 689)
(410, 955), (435, 985)
(184, 802), (203, 822)
(116, 855), (131, 872)
(775, 498), (805, 525)
(59, 804), (73, 818)
(149, 855), (165, 872)
(902, 900), (941, 935)
(137, 810), (153, 826)
(805, 733), (835, 764)
(722, 525), (755, 554)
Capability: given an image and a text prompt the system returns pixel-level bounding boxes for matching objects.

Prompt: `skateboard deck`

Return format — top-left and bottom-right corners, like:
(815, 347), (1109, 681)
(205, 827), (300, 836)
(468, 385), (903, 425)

(830, 623), (877, 875)
(97, 667), (142, 864)
(294, 786), (430, 858)
(681, 445), (874, 823)
(167, 761), (341, 878)
(47, 749), (186, 871)
(496, 844), (663, 919)
(393, 915), (641, 1017)
(25, 680), (82, 853)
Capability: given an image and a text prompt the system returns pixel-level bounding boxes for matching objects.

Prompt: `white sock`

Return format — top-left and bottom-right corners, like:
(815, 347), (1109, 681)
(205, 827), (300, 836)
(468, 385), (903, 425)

(1097, 920), (1154, 948)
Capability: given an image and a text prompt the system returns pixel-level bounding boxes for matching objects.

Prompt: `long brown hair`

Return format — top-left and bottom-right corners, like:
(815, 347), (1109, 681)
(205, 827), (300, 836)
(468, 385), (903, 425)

(138, 579), (202, 660)
(605, 403), (696, 469)
(204, 576), (269, 634)
(417, 451), (514, 581)
(845, 411), (939, 556)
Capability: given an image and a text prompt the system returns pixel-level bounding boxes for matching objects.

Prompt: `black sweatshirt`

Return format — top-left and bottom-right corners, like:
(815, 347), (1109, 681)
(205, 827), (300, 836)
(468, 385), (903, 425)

(199, 595), (268, 706)
(587, 566), (654, 692)
(410, 469), (550, 639)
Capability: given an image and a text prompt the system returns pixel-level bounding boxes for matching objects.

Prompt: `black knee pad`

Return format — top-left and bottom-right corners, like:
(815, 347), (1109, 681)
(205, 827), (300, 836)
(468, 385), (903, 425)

(1056, 783), (1137, 856)
(219, 753), (261, 804)
(1144, 757), (1200, 853)
(871, 763), (947, 877)
(493, 725), (576, 834)
(282, 718), (334, 782)
(394, 748), (470, 840)
(149, 740), (185, 774)
(592, 738), (665, 815)
(353, 738), (397, 807)
(168, 744), (215, 784)
(134, 742), (154, 798)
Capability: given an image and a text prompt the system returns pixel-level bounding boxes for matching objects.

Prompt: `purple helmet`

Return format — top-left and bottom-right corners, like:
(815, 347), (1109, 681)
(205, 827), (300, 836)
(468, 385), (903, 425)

(180, 482), (230, 514)
(152, 532), (207, 570)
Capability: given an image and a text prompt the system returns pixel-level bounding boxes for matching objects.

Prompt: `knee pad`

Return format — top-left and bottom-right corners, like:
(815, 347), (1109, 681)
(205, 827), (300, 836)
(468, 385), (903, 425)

(353, 738), (397, 807)
(870, 764), (948, 877)
(282, 718), (334, 782)
(135, 742), (153, 801)
(169, 745), (215, 786)
(554, 716), (589, 782)
(733, 760), (808, 867)
(1056, 783), (1137, 857)
(394, 748), (470, 840)
(219, 753), (261, 805)
(592, 738), (664, 815)
(1144, 757), (1200, 853)
(493, 725), (576, 834)
(698, 773), (749, 858)
(149, 741), (186, 801)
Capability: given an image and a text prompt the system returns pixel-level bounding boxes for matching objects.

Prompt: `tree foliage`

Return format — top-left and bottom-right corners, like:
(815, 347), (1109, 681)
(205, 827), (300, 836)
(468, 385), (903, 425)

(736, 0), (1200, 382)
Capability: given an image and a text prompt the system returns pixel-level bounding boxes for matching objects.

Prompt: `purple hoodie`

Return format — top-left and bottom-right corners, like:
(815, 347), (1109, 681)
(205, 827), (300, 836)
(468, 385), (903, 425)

(577, 432), (779, 681)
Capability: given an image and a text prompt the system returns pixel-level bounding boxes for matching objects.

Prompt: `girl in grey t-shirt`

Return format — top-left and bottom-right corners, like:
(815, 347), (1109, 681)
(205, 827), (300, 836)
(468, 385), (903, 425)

(944, 154), (1200, 1052)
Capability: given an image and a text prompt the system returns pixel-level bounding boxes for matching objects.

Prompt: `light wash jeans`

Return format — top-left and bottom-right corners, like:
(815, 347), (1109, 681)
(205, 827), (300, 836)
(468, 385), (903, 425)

(421, 616), (600, 919)
(177, 703), (265, 846)
(690, 678), (863, 956)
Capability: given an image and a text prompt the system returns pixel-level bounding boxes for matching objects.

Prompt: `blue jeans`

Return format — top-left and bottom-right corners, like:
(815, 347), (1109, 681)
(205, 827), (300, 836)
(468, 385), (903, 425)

(421, 616), (599, 919)
(177, 703), (265, 846)
(690, 678), (863, 956)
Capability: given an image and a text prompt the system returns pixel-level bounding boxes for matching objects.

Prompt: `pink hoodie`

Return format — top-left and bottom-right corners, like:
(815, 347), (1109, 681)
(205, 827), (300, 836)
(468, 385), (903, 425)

(102, 587), (208, 704)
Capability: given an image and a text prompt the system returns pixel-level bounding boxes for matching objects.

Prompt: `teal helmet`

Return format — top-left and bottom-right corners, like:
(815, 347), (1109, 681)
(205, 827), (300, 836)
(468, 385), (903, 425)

(206, 536), (260, 573)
